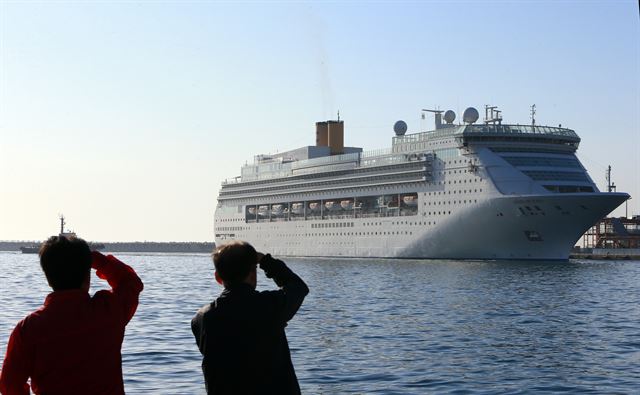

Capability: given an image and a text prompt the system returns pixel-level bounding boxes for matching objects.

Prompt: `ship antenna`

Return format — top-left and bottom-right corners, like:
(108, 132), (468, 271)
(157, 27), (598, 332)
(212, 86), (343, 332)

(59, 214), (65, 234)
(606, 165), (617, 192)
(337, 110), (340, 122)
(422, 108), (444, 129)
(530, 104), (536, 126)
(484, 105), (502, 124)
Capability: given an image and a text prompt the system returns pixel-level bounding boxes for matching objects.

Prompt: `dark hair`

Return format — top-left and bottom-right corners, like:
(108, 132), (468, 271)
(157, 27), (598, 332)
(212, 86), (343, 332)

(213, 241), (257, 285)
(39, 236), (92, 291)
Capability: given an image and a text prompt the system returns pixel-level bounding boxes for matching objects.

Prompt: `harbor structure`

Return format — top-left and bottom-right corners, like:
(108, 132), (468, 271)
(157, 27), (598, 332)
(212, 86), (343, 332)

(582, 215), (640, 249)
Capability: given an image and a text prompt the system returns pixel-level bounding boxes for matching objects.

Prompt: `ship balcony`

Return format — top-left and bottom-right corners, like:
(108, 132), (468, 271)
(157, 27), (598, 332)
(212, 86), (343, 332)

(220, 160), (432, 195)
(218, 172), (428, 201)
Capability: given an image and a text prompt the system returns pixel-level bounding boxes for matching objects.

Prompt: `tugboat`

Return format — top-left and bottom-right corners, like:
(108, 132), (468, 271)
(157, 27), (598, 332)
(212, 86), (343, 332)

(20, 215), (105, 254)
(19, 245), (40, 254)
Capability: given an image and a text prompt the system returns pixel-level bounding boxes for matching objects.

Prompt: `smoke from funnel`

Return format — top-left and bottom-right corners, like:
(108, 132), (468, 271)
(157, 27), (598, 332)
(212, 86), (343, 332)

(306, 10), (335, 118)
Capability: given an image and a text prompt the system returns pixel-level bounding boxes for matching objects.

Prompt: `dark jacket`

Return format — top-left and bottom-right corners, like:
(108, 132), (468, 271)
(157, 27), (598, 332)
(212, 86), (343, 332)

(191, 255), (309, 395)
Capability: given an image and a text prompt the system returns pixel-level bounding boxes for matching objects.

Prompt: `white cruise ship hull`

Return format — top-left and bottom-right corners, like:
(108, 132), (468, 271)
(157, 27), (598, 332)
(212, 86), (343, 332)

(218, 193), (627, 261)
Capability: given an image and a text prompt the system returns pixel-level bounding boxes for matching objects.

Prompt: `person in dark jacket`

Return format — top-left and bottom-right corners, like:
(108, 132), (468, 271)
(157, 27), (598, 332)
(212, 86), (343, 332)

(191, 241), (309, 395)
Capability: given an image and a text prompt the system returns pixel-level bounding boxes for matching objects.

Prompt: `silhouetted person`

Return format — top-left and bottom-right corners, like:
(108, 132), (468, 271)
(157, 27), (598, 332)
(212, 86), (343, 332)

(192, 241), (309, 395)
(0, 236), (143, 395)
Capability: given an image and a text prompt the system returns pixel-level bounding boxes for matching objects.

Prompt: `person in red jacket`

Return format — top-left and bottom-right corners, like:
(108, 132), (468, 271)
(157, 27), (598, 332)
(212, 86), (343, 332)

(0, 236), (143, 395)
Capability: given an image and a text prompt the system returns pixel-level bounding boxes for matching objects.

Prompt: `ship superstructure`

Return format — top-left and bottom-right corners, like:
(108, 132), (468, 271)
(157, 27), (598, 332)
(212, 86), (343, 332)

(214, 106), (629, 260)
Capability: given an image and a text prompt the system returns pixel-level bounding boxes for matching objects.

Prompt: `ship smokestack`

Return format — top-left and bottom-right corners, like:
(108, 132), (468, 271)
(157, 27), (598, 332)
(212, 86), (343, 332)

(327, 120), (344, 155)
(316, 121), (329, 147)
(316, 120), (344, 155)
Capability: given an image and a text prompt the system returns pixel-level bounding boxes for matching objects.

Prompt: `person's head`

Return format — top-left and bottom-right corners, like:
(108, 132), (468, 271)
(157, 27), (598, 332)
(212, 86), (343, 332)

(39, 236), (92, 292)
(213, 241), (257, 288)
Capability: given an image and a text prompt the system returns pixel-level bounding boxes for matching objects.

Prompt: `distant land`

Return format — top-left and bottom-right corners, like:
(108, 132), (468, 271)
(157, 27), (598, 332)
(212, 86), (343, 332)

(0, 241), (215, 254)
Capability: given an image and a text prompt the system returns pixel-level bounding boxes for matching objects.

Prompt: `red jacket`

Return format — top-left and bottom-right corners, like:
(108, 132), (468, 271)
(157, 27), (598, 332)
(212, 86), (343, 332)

(0, 254), (143, 395)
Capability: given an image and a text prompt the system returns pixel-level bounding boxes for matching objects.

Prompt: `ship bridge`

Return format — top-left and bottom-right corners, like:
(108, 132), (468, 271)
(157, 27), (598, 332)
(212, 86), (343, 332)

(457, 124), (580, 152)
(392, 124), (580, 154)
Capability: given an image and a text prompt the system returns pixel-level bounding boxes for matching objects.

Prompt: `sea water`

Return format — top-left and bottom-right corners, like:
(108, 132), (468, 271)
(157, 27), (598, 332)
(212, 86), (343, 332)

(1, 252), (639, 394)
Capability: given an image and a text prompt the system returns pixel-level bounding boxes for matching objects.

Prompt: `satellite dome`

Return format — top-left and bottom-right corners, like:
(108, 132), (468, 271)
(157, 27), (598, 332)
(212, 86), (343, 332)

(463, 107), (479, 124)
(394, 120), (408, 136)
(444, 110), (456, 124)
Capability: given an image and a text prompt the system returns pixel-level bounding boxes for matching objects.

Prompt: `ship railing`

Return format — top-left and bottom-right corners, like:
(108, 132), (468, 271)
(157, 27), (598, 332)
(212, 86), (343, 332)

(222, 159), (428, 193)
(291, 152), (360, 170)
(218, 171), (426, 200)
(360, 147), (393, 158)
(226, 148), (428, 185)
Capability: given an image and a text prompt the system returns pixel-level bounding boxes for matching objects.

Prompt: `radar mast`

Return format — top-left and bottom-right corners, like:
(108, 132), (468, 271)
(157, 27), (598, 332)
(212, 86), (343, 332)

(484, 105), (502, 125)
(530, 104), (536, 126)
(422, 108), (443, 129)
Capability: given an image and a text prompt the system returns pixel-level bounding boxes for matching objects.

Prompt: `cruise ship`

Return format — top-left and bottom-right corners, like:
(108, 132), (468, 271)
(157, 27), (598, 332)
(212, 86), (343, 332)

(214, 106), (629, 260)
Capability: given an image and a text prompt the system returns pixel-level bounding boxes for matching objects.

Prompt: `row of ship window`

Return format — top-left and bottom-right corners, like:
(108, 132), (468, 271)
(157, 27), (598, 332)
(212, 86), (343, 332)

(502, 156), (580, 168)
(256, 229), (436, 238)
(244, 193), (420, 222)
(312, 222), (354, 228)
(427, 179), (482, 186)
(228, 179), (454, 205)
(231, 161), (422, 189)
(221, 165), (425, 196)
(221, 194), (480, 226)
(308, 231), (416, 236)
(222, 160), (496, 200)
(219, 204), (466, 234)
(310, 220), (429, 228)
(220, 174), (425, 199)
(426, 199), (478, 206)
(426, 189), (482, 196)
(437, 173), (483, 181)
(222, 218), (443, 236)
(523, 171), (589, 182)
(445, 159), (477, 165)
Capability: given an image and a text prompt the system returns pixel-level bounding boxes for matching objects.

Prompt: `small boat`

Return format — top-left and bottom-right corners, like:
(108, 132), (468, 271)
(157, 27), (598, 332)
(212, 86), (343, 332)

(20, 246), (39, 254)
(20, 215), (104, 254)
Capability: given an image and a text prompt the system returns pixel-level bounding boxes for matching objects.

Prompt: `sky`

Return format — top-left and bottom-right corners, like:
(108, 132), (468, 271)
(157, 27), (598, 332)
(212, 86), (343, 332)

(0, 0), (638, 242)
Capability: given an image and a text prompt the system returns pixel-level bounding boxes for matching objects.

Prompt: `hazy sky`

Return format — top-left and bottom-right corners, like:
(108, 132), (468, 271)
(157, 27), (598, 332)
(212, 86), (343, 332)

(1, 1), (638, 242)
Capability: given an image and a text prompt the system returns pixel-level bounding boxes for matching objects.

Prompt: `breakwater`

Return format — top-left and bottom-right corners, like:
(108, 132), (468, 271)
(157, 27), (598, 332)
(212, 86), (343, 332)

(570, 248), (640, 260)
(0, 241), (215, 253)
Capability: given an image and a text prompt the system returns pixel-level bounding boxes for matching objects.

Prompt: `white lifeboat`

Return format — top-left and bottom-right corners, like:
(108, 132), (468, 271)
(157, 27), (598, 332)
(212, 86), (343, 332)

(340, 200), (353, 210)
(258, 205), (269, 216)
(324, 201), (340, 211)
(402, 196), (418, 207)
(291, 203), (304, 214)
(271, 204), (284, 215)
(308, 202), (320, 212)
(247, 207), (256, 215)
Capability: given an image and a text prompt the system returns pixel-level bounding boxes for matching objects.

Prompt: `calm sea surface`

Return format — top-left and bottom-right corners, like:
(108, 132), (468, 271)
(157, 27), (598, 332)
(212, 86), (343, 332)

(1, 252), (639, 394)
